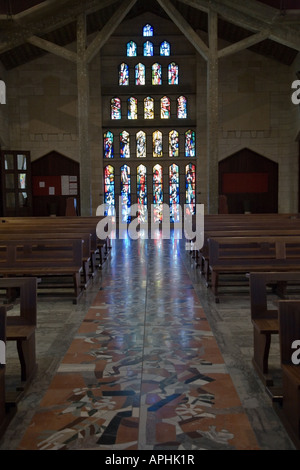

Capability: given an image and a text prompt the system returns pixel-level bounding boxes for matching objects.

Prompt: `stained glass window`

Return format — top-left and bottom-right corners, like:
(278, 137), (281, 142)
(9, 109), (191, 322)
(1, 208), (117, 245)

(135, 63), (145, 85)
(152, 63), (162, 85)
(153, 164), (163, 223)
(121, 164), (131, 223)
(111, 97), (121, 120)
(104, 165), (115, 215)
(144, 41), (153, 56)
(144, 96), (154, 119)
(127, 41), (137, 56)
(185, 130), (195, 157)
(185, 163), (196, 215)
(177, 96), (187, 119)
(137, 164), (147, 223)
(128, 97), (137, 120)
(169, 130), (179, 157)
(143, 24), (153, 36)
(169, 164), (180, 223)
(104, 131), (114, 159)
(119, 63), (129, 86)
(161, 96), (170, 119)
(153, 130), (162, 158)
(168, 62), (178, 85)
(120, 131), (130, 158)
(136, 130), (146, 158)
(160, 41), (170, 56)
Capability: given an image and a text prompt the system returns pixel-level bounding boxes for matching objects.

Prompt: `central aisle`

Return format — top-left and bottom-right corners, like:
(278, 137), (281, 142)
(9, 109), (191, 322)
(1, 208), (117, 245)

(18, 233), (259, 450)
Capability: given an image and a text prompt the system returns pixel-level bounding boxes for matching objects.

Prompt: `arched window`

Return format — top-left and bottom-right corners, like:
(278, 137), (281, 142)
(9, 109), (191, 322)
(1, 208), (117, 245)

(169, 164), (180, 223)
(143, 24), (153, 36)
(104, 165), (115, 215)
(128, 97), (137, 120)
(153, 164), (163, 223)
(177, 96), (187, 119)
(121, 164), (131, 223)
(161, 96), (170, 119)
(185, 163), (196, 215)
(127, 41), (137, 57)
(185, 130), (195, 157)
(119, 63), (129, 86)
(120, 131), (130, 158)
(144, 41), (153, 56)
(153, 130), (162, 157)
(104, 131), (114, 159)
(144, 96), (154, 119)
(111, 97), (121, 120)
(135, 63), (145, 85)
(137, 164), (147, 223)
(168, 62), (178, 85)
(169, 130), (179, 157)
(136, 130), (146, 158)
(152, 63), (162, 85)
(160, 41), (170, 56)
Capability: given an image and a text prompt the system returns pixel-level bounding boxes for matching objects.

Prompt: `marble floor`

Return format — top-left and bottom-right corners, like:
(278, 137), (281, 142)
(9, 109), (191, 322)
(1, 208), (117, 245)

(0, 230), (296, 451)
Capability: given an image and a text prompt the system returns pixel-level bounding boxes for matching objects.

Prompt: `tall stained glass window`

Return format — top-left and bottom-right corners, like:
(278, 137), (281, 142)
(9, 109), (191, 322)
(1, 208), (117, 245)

(161, 96), (170, 119)
(120, 131), (130, 158)
(153, 130), (162, 158)
(119, 63), (129, 85)
(135, 63), (145, 85)
(104, 131), (114, 159)
(137, 164), (147, 223)
(169, 164), (180, 223)
(127, 41), (137, 56)
(104, 165), (115, 215)
(177, 96), (187, 119)
(136, 130), (146, 158)
(169, 130), (179, 157)
(185, 130), (195, 157)
(111, 98), (121, 120)
(144, 96), (154, 119)
(160, 41), (170, 56)
(185, 163), (196, 215)
(152, 63), (162, 85)
(168, 62), (178, 85)
(121, 164), (131, 223)
(128, 97), (137, 120)
(153, 164), (163, 223)
(143, 24), (153, 36)
(144, 41), (153, 56)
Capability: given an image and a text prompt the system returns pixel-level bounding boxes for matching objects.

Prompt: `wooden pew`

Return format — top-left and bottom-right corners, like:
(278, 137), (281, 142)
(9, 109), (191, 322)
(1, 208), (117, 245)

(277, 299), (300, 449)
(208, 236), (300, 302)
(249, 272), (300, 387)
(0, 239), (83, 304)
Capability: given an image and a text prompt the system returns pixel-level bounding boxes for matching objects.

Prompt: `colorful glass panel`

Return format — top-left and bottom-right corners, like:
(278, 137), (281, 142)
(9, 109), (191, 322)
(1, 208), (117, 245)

(104, 131), (114, 159)
(169, 164), (180, 223)
(169, 130), (179, 158)
(135, 63), (145, 85)
(104, 165), (115, 215)
(120, 131), (130, 158)
(161, 96), (170, 119)
(168, 62), (178, 85)
(177, 95), (187, 119)
(185, 130), (195, 157)
(153, 130), (162, 158)
(111, 97), (121, 120)
(153, 164), (163, 223)
(143, 24), (153, 36)
(128, 97), (137, 120)
(119, 63), (129, 85)
(152, 63), (162, 85)
(127, 41), (137, 56)
(136, 131), (146, 158)
(185, 163), (196, 216)
(144, 96), (154, 119)
(144, 41), (153, 56)
(160, 41), (170, 56)
(137, 164), (147, 223)
(121, 164), (131, 223)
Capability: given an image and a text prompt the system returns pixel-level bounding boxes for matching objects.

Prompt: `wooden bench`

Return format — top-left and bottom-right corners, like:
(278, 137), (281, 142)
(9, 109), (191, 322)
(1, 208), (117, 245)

(208, 236), (300, 302)
(277, 299), (300, 449)
(0, 239), (83, 304)
(249, 272), (300, 387)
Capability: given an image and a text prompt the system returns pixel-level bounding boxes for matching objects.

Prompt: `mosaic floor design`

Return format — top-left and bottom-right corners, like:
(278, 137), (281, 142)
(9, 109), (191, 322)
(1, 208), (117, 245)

(18, 235), (259, 450)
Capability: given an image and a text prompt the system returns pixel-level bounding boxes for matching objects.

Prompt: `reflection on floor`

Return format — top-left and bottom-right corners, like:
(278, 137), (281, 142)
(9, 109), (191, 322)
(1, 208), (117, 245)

(0, 231), (296, 450)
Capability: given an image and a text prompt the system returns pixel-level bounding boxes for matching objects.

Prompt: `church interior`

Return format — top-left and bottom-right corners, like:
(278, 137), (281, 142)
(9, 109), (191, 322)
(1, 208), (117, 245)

(0, 0), (300, 453)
